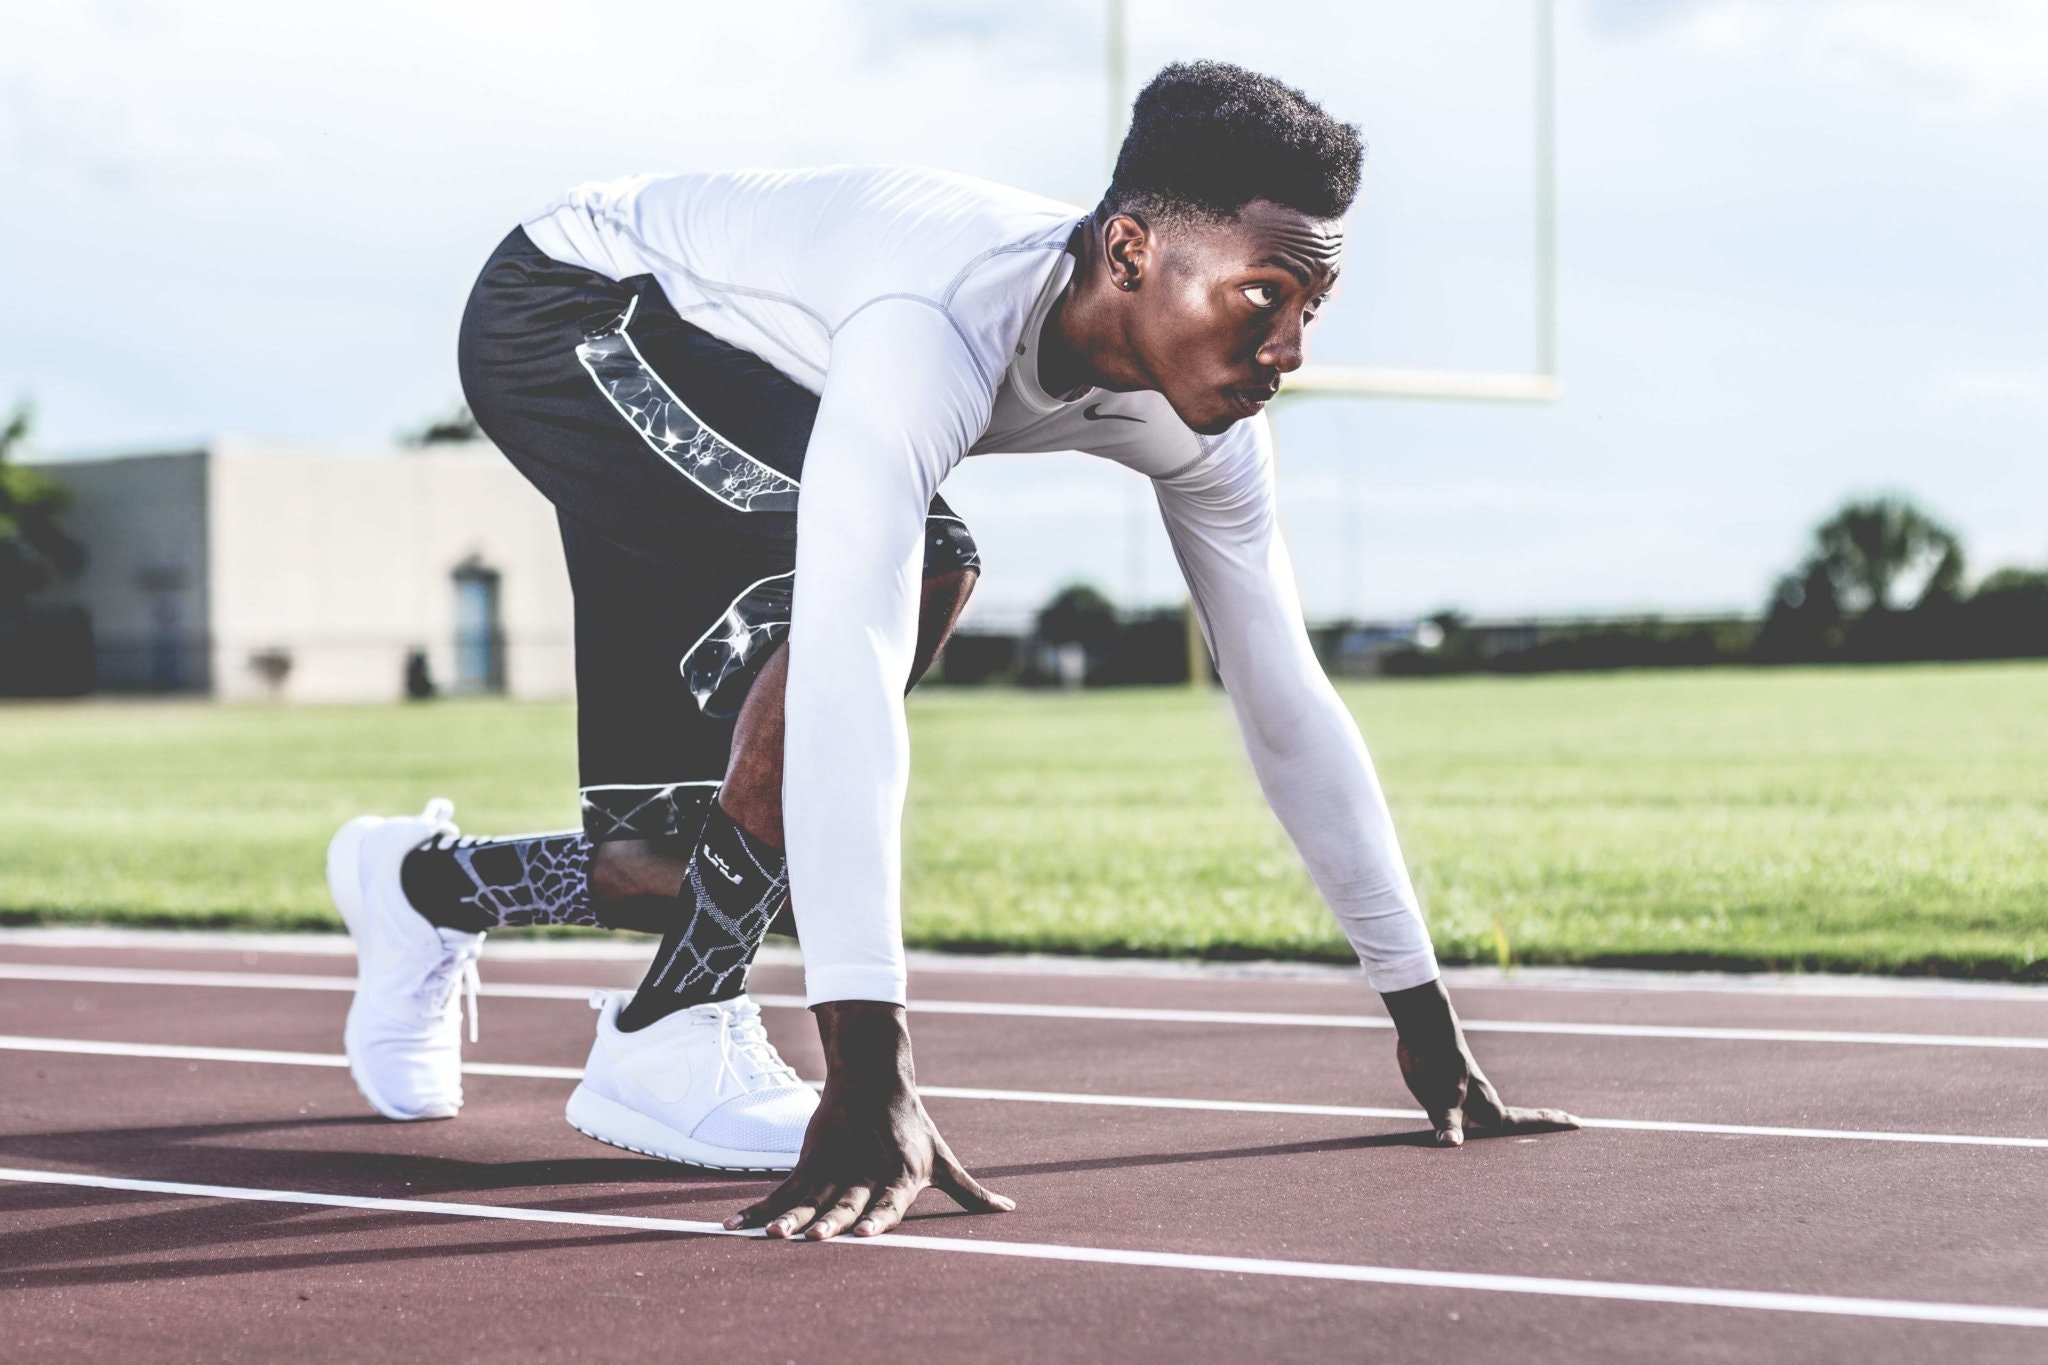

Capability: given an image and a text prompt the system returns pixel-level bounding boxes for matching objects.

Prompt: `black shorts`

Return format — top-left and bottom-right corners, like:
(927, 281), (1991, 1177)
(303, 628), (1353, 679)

(457, 227), (979, 844)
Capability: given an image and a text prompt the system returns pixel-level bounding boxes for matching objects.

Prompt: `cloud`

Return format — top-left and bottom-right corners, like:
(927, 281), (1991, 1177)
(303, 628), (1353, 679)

(4, 0), (2045, 617)
(1808, 1), (2048, 117)
(1600, 0), (2048, 118)
(1948, 370), (2048, 402)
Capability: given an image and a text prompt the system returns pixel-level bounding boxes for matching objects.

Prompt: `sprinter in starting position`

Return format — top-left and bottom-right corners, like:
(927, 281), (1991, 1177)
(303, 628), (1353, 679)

(328, 59), (1577, 1244)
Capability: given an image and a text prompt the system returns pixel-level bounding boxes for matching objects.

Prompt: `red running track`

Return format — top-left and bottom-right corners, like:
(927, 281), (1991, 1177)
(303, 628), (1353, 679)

(1, 932), (2045, 1363)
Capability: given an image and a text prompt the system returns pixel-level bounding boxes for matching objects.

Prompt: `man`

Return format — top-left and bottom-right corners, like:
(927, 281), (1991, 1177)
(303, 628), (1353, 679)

(328, 59), (1577, 1245)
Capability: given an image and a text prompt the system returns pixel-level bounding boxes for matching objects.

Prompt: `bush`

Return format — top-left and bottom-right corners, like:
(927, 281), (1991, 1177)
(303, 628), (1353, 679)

(0, 608), (95, 696)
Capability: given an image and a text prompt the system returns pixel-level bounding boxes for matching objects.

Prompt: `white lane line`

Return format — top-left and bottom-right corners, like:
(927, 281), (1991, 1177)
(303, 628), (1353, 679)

(3, 962), (2044, 1050)
(0, 962), (626, 1003)
(2, 1165), (2043, 1328)
(909, 1084), (2048, 1150)
(4, 1033), (2045, 1150)
(0, 1033), (574, 1078)
(11, 928), (2047, 1003)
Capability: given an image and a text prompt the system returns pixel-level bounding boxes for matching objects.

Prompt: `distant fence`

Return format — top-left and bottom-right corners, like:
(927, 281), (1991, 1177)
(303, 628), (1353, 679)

(13, 605), (2043, 701)
(1373, 614), (1761, 678)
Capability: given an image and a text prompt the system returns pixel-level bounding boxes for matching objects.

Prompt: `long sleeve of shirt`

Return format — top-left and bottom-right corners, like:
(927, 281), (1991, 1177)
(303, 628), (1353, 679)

(780, 300), (994, 1007)
(1154, 417), (1440, 993)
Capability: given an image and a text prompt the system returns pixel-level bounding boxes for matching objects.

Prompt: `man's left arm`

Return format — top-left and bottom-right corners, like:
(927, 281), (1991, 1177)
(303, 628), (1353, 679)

(1153, 418), (1577, 1146)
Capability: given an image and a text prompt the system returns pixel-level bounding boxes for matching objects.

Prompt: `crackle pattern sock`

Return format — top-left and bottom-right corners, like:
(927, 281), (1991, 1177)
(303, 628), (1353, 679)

(401, 831), (596, 933)
(616, 804), (786, 1031)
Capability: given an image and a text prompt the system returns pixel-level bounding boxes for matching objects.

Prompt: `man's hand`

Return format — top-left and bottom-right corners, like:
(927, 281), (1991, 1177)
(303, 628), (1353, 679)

(724, 1000), (1013, 1240)
(1383, 979), (1581, 1147)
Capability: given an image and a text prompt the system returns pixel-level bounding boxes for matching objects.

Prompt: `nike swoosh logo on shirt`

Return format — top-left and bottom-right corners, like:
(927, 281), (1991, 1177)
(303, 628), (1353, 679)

(1082, 403), (1145, 423)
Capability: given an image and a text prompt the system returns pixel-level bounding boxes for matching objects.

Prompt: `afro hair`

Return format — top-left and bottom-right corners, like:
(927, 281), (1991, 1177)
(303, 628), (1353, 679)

(1102, 60), (1364, 226)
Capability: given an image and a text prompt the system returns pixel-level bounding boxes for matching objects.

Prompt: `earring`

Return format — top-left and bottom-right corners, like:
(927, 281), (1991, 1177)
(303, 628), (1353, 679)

(1120, 278), (1138, 291)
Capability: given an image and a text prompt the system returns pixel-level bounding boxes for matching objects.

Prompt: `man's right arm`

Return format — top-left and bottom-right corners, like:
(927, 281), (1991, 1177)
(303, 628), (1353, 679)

(778, 300), (989, 1008)
(728, 298), (1012, 1239)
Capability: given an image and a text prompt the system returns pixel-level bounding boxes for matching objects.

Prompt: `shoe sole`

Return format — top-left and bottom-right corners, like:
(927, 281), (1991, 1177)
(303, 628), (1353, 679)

(330, 814), (460, 1123)
(349, 1065), (458, 1123)
(565, 1084), (799, 1173)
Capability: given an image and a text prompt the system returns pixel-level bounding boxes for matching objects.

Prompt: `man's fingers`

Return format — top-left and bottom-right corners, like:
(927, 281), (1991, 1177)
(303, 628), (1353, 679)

(764, 1195), (826, 1240)
(932, 1143), (1015, 1213)
(725, 1173), (810, 1231)
(734, 1177), (833, 1239)
(803, 1184), (875, 1242)
(1433, 1106), (1466, 1148)
(852, 1176), (925, 1238)
(1493, 1105), (1583, 1134)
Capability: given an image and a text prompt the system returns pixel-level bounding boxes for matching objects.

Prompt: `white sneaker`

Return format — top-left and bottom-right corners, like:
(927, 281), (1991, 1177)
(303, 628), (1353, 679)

(566, 991), (818, 1171)
(327, 798), (485, 1121)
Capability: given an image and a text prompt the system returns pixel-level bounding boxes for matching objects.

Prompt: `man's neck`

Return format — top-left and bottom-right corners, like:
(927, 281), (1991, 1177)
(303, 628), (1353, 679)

(1037, 223), (1145, 400)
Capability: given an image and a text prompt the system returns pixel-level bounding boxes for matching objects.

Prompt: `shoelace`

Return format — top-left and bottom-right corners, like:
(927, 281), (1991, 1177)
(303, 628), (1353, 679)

(418, 937), (483, 1043)
(708, 1006), (747, 1099)
(723, 1001), (801, 1088)
(687, 1000), (799, 1099)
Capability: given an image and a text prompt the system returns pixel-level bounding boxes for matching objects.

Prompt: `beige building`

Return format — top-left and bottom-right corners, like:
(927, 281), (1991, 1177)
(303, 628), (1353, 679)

(36, 439), (574, 701)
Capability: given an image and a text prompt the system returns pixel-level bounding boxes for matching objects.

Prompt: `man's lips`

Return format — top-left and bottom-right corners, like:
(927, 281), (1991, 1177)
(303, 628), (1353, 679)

(1222, 384), (1278, 417)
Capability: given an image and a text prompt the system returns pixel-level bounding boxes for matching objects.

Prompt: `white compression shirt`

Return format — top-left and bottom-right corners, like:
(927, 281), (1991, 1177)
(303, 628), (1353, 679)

(521, 165), (1441, 1005)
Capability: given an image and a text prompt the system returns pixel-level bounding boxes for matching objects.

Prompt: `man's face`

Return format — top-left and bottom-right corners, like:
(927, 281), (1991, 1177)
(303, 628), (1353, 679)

(1114, 199), (1344, 436)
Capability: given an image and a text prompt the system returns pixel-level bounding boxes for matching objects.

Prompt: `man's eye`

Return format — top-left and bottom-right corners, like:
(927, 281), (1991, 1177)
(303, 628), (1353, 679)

(1241, 283), (1279, 308)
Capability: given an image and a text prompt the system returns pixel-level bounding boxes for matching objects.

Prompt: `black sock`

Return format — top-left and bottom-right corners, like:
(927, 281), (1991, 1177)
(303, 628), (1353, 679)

(616, 804), (786, 1031)
(400, 831), (596, 933)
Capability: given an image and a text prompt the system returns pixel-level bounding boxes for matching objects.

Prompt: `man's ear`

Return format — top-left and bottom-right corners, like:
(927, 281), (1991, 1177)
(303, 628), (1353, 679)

(1100, 212), (1152, 290)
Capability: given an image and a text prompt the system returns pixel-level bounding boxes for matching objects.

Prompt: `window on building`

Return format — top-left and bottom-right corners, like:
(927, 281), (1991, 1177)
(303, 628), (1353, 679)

(451, 558), (505, 694)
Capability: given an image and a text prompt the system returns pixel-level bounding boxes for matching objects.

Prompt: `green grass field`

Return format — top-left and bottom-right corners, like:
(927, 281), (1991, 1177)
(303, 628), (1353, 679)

(2, 662), (2043, 977)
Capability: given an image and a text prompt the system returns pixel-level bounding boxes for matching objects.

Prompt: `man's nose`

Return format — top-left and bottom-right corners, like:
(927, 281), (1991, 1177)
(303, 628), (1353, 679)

(1256, 318), (1306, 374)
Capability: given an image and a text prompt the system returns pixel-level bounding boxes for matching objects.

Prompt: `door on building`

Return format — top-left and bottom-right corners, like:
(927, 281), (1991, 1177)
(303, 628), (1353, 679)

(451, 559), (505, 694)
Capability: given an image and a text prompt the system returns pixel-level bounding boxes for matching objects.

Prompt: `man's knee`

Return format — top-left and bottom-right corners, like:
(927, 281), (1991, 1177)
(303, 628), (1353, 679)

(924, 565), (978, 616)
(587, 838), (696, 933)
(713, 562), (976, 850)
(913, 567), (978, 683)
(590, 838), (685, 906)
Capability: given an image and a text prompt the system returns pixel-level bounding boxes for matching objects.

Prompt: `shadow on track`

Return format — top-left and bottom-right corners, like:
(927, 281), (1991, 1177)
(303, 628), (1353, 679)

(2, 1213), (683, 1291)
(974, 1127), (1443, 1180)
(0, 1113), (779, 1286)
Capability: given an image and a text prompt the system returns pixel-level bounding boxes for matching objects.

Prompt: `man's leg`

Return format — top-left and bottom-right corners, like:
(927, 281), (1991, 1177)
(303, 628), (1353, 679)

(707, 564), (977, 849)
(609, 564), (975, 1030)
(397, 565), (976, 946)
(408, 229), (980, 1076)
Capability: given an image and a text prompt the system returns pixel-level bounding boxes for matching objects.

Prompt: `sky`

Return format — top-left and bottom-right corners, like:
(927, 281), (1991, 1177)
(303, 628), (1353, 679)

(2, 0), (2043, 624)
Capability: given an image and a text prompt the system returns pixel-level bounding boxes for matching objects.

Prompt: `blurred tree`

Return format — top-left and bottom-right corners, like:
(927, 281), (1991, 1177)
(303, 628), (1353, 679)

(1423, 607), (1482, 662)
(1031, 582), (1119, 688)
(1424, 607), (1469, 638)
(0, 402), (87, 613)
(1755, 496), (1966, 662)
(1962, 566), (2048, 657)
(1972, 565), (2048, 605)
(402, 403), (484, 446)
(1812, 497), (1964, 617)
(1035, 583), (1119, 654)
(1753, 558), (1843, 662)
